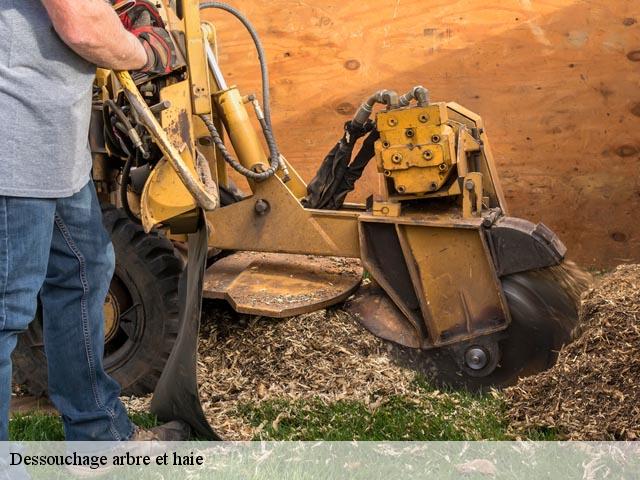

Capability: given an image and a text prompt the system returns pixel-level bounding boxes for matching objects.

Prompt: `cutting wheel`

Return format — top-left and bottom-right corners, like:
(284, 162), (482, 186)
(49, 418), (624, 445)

(388, 263), (587, 391)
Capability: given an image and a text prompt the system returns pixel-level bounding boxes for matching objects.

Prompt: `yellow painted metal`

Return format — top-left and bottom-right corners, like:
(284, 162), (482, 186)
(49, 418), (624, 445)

(182, 0), (211, 114)
(446, 102), (508, 214)
(115, 71), (218, 231)
(462, 172), (484, 218)
(103, 0), (516, 351)
(275, 155), (308, 199)
(375, 103), (456, 196)
(103, 292), (120, 343)
(95, 68), (111, 90)
(395, 223), (509, 347)
(213, 87), (269, 181)
(206, 174), (361, 257)
(202, 252), (363, 317)
(197, 23), (234, 190)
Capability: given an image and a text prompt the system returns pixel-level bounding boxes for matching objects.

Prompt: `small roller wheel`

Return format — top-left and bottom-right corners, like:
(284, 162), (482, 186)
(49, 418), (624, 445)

(390, 265), (580, 391)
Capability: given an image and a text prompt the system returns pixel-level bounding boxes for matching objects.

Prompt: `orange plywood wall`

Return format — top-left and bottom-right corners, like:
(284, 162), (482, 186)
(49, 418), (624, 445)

(201, 0), (640, 268)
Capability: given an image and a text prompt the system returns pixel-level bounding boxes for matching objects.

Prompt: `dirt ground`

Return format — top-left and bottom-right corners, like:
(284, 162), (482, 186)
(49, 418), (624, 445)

(505, 264), (640, 440)
(124, 303), (422, 440)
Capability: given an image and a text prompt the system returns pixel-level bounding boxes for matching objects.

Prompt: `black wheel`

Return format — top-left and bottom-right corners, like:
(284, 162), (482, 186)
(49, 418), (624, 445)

(389, 265), (581, 391)
(12, 206), (183, 396)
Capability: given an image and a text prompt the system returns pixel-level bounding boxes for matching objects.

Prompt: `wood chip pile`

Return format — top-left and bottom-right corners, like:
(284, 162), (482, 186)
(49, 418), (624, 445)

(125, 304), (418, 439)
(505, 264), (640, 440)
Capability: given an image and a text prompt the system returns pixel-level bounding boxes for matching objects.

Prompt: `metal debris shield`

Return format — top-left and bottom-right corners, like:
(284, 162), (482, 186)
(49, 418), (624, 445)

(202, 252), (363, 317)
(150, 220), (220, 440)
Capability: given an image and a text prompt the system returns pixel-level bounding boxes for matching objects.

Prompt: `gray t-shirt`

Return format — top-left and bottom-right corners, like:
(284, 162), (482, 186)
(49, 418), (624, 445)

(0, 0), (96, 198)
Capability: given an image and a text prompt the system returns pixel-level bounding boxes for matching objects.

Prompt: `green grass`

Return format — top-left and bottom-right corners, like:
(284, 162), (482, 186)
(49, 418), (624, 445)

(10, 379), (558, 441)
(9, 412), (158, 441)
(237, 378), (558, 441)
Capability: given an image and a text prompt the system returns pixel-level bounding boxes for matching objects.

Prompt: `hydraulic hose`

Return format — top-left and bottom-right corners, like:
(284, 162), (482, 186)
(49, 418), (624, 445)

(199, 114), (279, 181)
(120, 153), (142, 225)
(352, 90), (399, 127)
(199, 2), (281, 181)
(398, 86), (429, 107)
(199, 2), (275, 133)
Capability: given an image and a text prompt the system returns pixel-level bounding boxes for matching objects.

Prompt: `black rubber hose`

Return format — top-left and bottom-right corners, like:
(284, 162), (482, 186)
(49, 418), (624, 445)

(105, 99), (136, 134)
(200, 114), (279, 181)
(199, 2), (275, 133)
(120, 153), (142, 225)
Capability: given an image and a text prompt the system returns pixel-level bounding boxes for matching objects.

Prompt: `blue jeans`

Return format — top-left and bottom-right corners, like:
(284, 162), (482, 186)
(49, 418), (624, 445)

(0, 181), (134, 440)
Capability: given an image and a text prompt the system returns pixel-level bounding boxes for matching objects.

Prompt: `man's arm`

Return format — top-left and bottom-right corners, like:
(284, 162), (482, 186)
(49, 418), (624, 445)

(40, 0), (147, 70)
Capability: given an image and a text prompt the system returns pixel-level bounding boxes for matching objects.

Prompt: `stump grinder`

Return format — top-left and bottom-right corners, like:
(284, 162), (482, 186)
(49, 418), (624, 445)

(13, 0), (589, 438)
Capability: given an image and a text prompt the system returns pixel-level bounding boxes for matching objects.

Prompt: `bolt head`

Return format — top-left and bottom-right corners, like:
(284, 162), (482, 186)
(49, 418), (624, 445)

(465, 180), (475, 191)
(464, 347), (489, 370)
(254, 199), (270, 215)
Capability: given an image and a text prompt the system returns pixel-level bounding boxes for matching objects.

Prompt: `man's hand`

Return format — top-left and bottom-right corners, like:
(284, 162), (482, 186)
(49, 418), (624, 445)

(41, 0), (148, 71)
(119, 1), (178, 74)
(135, 27), (177, 74)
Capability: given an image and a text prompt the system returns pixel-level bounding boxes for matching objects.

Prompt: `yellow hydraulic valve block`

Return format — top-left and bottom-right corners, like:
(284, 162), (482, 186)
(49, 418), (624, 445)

(375, 103), (456, 196)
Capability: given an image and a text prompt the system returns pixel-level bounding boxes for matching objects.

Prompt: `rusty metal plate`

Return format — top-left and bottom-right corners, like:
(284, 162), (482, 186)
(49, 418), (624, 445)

(345, 282), (421, 349)
(203, 252), (363, 317)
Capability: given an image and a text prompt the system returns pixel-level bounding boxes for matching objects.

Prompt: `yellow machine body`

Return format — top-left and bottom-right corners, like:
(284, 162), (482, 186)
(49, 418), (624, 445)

(84, 0), (581, 397)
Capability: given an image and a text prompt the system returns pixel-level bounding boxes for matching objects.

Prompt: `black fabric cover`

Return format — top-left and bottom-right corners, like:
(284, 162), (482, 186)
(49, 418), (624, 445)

(302, 120), (380, 210)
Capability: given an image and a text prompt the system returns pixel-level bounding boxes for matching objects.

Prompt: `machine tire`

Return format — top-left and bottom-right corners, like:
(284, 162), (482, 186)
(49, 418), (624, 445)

(12, 205), (183, 397)
(389, 265), (580, 392)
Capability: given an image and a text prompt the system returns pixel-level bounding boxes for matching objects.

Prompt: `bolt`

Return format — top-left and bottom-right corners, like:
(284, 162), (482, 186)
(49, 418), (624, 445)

(397, 185), (406, 193)
(391, 153), (403, 164)
(419, 114), (429, 123)
(431, 134), (441, 143)
(429, 182), (438, 191)
(438, 163), (447, 171)
(465, 179), (475, 191)
(383, 170), (392, 177)
(254, 199), (270, 215)
(382, 141), (391, 149)
(423, 150), (433, 161)
(387, 117), (398, 127)
(464, 346), (489, 370)
(405, 128), (415, 138)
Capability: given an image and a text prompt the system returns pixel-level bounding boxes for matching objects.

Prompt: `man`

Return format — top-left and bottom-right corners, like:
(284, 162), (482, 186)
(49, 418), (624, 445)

(0, 0), (185, 440)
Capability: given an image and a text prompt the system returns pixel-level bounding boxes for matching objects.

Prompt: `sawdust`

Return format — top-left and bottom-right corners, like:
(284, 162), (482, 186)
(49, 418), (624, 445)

(123, 304), (418, 440)
(505, 264), (640, 440)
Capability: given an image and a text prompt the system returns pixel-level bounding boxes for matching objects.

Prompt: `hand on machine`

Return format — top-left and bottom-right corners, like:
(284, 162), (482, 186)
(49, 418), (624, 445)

(119, 0), (179, 75)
